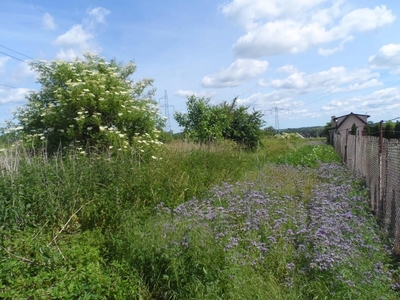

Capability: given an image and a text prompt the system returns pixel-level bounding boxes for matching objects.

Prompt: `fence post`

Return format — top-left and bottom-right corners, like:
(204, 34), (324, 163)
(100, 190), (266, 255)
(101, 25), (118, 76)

(344, 129), (348, 164)
(378, 121), (383, 220)
(354, 130), (357, 172)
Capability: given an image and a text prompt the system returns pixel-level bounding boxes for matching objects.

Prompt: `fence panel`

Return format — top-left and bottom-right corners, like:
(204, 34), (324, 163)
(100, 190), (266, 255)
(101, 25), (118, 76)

(333, 133), (400, 254)
(386, 140), (400, 253)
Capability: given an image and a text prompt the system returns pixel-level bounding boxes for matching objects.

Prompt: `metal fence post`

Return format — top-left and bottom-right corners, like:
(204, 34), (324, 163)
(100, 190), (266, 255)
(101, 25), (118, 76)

(344, 129), (348, 164)
(379, 121), (383, 220)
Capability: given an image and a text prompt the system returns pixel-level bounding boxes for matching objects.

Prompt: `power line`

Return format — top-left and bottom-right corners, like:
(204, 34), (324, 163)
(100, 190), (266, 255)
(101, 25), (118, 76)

(24, 0), (75, 34)
(0, 50), (28, 63)
(0, 83), (19, 89)
(305, 57), (400, 106)
(24, 0), (46, 15)
(0, 44), (34, 60)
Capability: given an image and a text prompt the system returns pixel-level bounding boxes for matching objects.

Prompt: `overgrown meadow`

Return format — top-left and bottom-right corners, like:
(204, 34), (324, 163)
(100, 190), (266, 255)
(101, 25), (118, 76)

(0, 138), (399, 299)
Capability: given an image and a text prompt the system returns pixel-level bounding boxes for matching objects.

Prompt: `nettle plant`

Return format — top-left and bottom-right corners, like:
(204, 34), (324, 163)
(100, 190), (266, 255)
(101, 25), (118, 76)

(13, 53), (164, 155)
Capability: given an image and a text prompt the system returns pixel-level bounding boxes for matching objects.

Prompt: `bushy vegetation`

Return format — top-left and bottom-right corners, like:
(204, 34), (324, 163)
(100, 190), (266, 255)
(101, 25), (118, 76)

(1, 137), (399, 299)
(6, 54), (163, 154)
(364, 121), (400, 139)
(281, 125), (326, 138)
(274, 144), (341, 168)
(2, 52), (398, 298)
(175, 96), (264, 150)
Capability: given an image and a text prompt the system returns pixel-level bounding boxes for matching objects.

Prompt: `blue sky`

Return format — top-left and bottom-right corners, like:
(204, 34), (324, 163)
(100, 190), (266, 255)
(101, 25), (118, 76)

(1, 0), (400, 132)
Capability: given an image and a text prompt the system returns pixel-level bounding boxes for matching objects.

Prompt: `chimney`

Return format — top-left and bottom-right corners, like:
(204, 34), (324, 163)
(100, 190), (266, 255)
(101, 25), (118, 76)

(331, 116), (336, 128)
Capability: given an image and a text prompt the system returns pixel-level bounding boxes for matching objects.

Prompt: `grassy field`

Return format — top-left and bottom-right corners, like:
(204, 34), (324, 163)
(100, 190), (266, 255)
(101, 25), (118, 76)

(0, 138), (399, 299)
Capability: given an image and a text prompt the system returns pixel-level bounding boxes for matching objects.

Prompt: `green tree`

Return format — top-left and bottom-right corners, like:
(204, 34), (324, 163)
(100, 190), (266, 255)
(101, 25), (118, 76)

(395, 121), (400, 139)
(174, 96), (228, 144)
(13, 53), (163, 154)
(222, 98), (264, 150)
(263, 126), (275, 137)
(368, 122), (380, 136)
(351, 123), (357, 135)
(321, 122), (332, 143)
(174, 96), (264, 150)
(363, 125), (371, 136)
(384, 121), (395, 139)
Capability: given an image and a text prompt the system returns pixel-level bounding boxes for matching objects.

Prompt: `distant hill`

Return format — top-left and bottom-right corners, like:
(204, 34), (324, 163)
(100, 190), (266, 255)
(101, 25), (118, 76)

(280, 126), (326, 138)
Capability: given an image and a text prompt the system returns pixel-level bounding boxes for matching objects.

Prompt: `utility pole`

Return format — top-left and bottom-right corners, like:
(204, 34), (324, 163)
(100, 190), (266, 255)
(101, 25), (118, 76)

(270, 106), (289, 133)
(158, 90), (174, 133)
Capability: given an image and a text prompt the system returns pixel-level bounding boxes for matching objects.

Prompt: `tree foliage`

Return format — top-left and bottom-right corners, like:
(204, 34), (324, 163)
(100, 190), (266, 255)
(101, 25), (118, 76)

(321, 122), (332, 143)
(263, 126), (275, 137)
(365, 121), (400, 139)
(13, 53), (163, 154)
(282, 126), (326, 138)
(174, 96), (264, 150)
(384, 121), (395, 139)
(395, 121), (400, 139)
(350, 123), (357, 135)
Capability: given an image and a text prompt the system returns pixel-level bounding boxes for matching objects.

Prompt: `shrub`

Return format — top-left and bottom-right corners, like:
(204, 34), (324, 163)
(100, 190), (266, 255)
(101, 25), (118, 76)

(175, 96), (264, 150)
(10, 53), (163, 154)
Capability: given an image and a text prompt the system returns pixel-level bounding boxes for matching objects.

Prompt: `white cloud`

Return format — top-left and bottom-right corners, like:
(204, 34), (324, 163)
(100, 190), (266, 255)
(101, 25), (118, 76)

(277, 64), (298, 74)
(43, 12), (56, 30)
(322, 87), (400, 114)
(53, 25), (97, 60)
(0, 57), (10, 72)
(54, 25), (92, 48)
(0, 88), (31, 104)
(336, 5), (395, 34)
(359, 88), (400, 108)
(202, 58), (268, 88)
(331, 78), (382, 92)
(236, 90), (295, 109)
(53, 7), (110, 60)
(318, 35), (354, 56)
(260, 66), (379, 93)
(221, 0), (327, 30)
(222, 1), (395, 57)
(10, 62), (37, 83)
(86, 7), (110, 28)
(369, 43), (400, 74)
(174, 89), (216, 98)
(234, 20), (331, 57)
(310, 0), (346, 26)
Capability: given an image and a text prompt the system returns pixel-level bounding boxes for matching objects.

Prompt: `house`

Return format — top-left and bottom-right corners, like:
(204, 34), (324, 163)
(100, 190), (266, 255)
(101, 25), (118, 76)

(330, 112), (370, 141)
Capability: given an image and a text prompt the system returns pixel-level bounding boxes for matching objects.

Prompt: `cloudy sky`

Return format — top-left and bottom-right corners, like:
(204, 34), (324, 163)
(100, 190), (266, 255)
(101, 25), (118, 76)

(1, 0), (400, 131)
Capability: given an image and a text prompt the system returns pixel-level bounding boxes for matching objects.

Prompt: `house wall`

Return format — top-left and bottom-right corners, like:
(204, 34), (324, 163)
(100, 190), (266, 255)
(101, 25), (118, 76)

(337, 115), (366, 136)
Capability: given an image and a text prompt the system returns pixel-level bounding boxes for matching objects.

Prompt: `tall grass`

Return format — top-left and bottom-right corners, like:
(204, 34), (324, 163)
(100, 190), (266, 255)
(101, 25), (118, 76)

(0, 138), (398, 299)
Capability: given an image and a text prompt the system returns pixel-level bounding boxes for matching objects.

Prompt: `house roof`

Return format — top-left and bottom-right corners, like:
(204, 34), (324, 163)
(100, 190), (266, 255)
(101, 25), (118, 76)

(332, 112), (370, 129)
